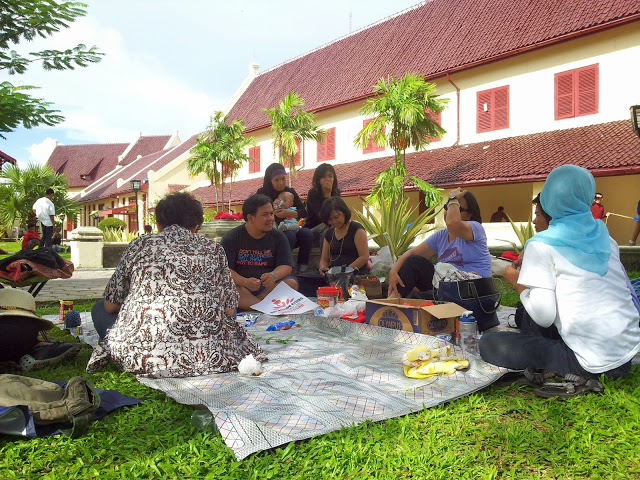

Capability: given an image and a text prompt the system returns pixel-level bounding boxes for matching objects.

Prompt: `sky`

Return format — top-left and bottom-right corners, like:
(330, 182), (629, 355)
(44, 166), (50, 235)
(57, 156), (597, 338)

(1, 0), (422, 168)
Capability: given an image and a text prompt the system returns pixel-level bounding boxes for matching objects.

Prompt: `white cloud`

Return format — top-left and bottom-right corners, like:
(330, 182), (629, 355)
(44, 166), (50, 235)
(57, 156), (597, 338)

(23, 138), (57, 168)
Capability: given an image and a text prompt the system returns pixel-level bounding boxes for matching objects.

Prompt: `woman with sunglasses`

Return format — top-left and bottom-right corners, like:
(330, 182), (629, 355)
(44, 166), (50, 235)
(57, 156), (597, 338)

(388, 187), (491, 298)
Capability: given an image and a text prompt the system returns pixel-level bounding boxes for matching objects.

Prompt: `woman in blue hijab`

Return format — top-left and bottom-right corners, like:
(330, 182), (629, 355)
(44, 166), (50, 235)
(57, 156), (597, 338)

(480, 165), (640, 392)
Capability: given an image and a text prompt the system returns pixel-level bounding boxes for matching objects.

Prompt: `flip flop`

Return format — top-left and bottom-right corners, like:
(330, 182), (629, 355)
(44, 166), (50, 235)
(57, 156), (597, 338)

(19, 342), (82, 371)
(534, 377), (604, 399)
(493, 368), (555, 387)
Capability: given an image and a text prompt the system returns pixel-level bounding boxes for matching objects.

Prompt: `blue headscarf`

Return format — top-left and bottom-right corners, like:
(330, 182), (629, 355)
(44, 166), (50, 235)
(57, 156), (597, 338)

(526, 164), (610, 276)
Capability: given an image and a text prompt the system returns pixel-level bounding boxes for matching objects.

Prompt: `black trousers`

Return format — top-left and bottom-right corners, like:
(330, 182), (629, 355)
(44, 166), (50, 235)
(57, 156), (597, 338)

(396, 255), (435, 297)
(39, 225), (53, 248)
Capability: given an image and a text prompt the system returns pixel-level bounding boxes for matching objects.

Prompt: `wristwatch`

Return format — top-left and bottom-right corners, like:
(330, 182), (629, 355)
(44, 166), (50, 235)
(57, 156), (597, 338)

(449, 193), (458, 200)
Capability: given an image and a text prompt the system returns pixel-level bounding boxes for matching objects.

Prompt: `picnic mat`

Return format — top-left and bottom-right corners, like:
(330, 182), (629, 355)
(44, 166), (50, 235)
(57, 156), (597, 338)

(139, 313), (508, 460)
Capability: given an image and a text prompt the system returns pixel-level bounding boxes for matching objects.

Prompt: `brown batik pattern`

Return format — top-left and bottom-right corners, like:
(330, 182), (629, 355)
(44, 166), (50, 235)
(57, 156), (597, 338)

(86, 224), (266, 377)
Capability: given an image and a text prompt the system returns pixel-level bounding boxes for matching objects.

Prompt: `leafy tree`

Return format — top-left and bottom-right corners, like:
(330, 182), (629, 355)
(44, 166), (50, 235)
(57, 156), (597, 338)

(264, 92), (324, 184)
(0, 0), (104, 138)
(0, 162), (80, 229)
(353, 72), (448, 208)
(187, 112), (255, 211)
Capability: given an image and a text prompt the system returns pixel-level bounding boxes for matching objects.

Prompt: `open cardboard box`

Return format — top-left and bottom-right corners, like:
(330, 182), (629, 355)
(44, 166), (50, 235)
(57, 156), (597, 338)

(365, 298), (468, 336)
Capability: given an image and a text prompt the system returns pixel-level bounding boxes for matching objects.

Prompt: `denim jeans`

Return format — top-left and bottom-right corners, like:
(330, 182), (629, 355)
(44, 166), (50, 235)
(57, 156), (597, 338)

(39, 225), (53, 248)
(479, 311), (631, 379)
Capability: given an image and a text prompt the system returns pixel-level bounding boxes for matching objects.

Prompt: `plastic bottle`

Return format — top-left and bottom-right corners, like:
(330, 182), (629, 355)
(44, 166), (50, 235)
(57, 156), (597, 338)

(190, 409), (218, 432)
(459, 311), (478, 355)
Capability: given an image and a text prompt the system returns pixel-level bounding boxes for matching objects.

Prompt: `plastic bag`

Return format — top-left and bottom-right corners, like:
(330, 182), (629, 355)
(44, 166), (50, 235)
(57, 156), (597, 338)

(369, 246), (393, 278)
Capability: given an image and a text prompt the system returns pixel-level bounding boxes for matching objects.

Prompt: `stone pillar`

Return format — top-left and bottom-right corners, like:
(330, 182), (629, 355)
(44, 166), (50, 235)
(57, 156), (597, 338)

(70, 226), (104, 269)
(198, 219), (246, 242)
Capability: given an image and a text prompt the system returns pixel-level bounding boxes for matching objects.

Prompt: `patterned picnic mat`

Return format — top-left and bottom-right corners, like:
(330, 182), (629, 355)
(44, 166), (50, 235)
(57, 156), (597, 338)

(139, 313), (508, 460)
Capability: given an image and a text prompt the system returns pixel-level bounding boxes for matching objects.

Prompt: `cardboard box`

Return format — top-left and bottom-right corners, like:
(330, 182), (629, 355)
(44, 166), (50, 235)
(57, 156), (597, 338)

(365, 298), (468, 336)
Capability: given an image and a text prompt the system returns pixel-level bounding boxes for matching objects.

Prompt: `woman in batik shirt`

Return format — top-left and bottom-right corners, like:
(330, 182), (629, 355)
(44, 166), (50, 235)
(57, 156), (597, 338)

(87, 192), (266, 377)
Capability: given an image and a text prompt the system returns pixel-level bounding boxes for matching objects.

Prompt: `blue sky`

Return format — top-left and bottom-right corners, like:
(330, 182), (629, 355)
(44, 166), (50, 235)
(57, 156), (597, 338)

(1, 0), (420, 167)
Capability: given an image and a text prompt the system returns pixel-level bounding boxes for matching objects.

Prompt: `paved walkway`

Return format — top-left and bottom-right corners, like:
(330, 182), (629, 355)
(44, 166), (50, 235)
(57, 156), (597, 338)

(32, 268), (114, 303)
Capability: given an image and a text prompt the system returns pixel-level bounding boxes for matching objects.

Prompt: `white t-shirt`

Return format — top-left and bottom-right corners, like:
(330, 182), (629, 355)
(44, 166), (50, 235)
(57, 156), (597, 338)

(518, 239), (640, 373)
(33, 197), (55, 227)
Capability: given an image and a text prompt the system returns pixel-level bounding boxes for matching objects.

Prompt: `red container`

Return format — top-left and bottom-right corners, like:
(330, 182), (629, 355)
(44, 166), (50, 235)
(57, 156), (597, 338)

(317, 286), (342, 309)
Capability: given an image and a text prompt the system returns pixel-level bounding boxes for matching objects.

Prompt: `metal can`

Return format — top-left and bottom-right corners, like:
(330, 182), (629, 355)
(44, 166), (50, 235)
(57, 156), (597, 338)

(59, 300), (73, 323)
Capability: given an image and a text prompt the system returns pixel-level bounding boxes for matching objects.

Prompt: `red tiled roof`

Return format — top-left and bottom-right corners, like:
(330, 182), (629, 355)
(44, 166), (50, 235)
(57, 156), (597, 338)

(48, 143), (128, 188)
(120, 135), (171, 164)
(227, 0), (640, 132)
(0, 150), (17, 166)
(79, 135), (198, 203)
(48, 135), (171, 188)
(191, 120), (640, 206)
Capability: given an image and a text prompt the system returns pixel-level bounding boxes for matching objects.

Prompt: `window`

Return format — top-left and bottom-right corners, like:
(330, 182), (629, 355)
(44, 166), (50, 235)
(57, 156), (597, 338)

(554, 64), (598, 120)
(477, 86), (509, 133)
(293, 139), (301, 167)
(362, 119), (385, 153)
(425, 109), (442, 143)
(248, 146), (260, 173)
(317, 127), (336, 161)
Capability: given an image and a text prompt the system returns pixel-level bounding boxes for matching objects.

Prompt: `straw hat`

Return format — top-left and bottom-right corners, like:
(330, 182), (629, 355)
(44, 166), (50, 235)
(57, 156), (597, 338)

(0, 288), (53, 331)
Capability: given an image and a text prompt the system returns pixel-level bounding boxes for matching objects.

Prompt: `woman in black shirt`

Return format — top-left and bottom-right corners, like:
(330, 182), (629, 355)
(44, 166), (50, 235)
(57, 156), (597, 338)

(257, 163), (313, 272)
(318, 197), (369, 274)
(305, 163), (340, 247)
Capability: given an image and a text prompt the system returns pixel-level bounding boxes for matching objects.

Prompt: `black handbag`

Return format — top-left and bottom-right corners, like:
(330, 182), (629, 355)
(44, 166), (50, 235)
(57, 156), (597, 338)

(436, 277), (501, 332)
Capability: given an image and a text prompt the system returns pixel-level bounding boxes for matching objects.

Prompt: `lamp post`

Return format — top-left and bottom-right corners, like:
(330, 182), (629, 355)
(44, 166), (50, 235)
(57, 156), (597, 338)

(130, 179), (141, 234)
(630, 105), (640, 138)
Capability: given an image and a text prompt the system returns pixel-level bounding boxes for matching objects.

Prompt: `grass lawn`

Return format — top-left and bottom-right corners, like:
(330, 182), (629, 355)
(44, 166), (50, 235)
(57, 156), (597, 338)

(0, 241), (71, 262)
(1, 278), (639, 478)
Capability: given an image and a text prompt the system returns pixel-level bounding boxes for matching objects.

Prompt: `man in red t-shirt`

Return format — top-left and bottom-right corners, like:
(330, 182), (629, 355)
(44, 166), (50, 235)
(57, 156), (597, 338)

(590, 193), (606, 220)
(22, 223), (40, 250)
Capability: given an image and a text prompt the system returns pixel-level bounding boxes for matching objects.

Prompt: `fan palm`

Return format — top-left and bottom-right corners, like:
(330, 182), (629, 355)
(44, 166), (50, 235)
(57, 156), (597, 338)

(0, 162), (79, 230)
(264, 92), (324, 183)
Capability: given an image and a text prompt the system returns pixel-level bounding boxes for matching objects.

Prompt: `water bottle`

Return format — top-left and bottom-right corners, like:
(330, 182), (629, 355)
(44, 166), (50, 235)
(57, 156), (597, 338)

(459, 311), (478, 355)
(190, 409), (218, 432)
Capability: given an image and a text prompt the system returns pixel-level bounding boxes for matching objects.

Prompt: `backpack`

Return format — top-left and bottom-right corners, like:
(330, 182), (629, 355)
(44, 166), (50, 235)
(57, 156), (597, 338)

(0, 374), (101, 438)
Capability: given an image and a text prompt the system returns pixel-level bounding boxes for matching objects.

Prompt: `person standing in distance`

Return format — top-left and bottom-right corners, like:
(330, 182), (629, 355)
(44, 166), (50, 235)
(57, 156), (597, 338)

(32, 188), (55, 248)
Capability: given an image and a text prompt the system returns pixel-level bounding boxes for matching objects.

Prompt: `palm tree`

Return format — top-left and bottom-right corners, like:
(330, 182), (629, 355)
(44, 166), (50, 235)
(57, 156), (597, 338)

(264, 92), (324, 184)
(188, 112), (255, 211)
(353, 72), (448, 207)
(0, 162), (80, 230)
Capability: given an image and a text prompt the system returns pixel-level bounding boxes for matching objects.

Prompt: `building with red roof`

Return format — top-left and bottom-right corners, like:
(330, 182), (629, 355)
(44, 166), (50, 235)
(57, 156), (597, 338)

(175, 0), (640, 244)
(47, 132), (181, 234)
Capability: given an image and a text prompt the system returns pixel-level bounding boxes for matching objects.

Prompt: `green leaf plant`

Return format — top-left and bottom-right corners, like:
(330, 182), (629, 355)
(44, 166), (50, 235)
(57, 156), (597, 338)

(498, 213), (535, 253)
(354, 195), (442, 263)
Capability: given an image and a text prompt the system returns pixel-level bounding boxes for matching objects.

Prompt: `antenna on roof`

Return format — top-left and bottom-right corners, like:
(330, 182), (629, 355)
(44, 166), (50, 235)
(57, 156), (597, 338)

(349, 10), (352, 33)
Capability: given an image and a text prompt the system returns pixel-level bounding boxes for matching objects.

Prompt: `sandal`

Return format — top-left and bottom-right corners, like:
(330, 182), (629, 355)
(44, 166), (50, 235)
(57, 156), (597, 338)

(533, 375), (604, 399)
(19, 342), (82, 371)
(493, 368), (555, 387)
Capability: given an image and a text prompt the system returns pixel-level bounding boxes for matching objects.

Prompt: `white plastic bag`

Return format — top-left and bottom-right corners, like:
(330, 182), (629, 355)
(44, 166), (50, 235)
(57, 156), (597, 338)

(370, 246), (393, 278)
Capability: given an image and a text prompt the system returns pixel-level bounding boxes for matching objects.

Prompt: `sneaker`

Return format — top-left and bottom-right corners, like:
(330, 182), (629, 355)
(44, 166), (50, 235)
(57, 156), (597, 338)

(19, 342), (82, 371)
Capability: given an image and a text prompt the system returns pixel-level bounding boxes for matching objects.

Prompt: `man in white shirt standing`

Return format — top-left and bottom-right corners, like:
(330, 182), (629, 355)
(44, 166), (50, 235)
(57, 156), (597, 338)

(32, 188), (56, 248)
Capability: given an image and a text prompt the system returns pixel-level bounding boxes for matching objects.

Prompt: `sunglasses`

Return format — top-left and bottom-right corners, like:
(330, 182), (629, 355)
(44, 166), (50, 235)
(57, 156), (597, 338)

(444, 203), (469, 212)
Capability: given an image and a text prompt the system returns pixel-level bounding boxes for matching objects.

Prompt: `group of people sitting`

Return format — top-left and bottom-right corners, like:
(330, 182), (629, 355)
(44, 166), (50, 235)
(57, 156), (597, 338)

(85, 164), (639, 395)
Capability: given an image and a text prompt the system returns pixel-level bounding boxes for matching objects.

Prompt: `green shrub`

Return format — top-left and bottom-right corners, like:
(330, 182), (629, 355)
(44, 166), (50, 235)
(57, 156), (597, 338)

(97, 217), (126, 231)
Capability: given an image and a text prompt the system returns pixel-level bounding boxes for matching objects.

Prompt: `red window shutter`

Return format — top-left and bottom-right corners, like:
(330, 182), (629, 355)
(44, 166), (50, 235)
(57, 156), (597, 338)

(362, 119), (385, 153)
(576, 64), (598, 116)
(476, 91), (492, 133)
(555, 71), (574, 120)
(248, 146), (260, 173)
(317, 127), (336, 161)
(426, 109), (442, 142)
(293, 139), (301, 166)
(493, 86), (509, 129)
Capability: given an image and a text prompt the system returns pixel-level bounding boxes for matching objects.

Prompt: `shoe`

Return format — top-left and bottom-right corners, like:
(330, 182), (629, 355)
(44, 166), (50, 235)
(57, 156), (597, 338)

(19, 342), (82, 371)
